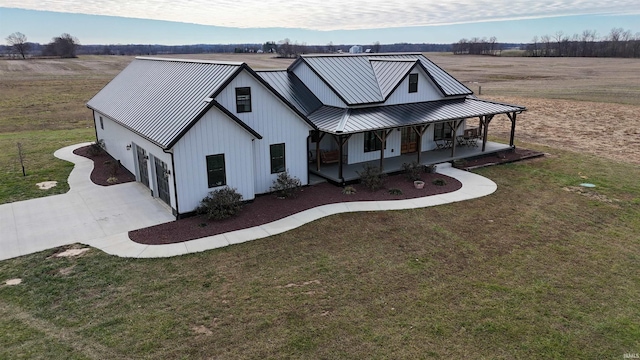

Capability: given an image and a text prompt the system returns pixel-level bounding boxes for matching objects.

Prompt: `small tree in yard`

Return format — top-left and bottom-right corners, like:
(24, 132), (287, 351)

(197, 187), (243, 220)
(270, 171), (302, 198)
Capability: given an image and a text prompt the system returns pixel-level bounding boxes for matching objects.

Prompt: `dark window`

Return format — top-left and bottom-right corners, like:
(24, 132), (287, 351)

(434, 123), (454, 140)
(270, 143), (286, 173)
(409, 73), (418, 93)
(206, 154), (226, 188)
(235, 87), (252, 113)
(100, 116), (104, 129)
(364, 131), (385, 152)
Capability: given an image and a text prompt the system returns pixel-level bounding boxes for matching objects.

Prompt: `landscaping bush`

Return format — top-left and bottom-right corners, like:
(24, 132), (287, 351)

(270, 171), (302, 198)
(388, 188), (403, 195)
(87, 139), (105, 156)
(432, 178), (447, 186)
(401, 161), (425, 181)
(197, 187), (243, 220)
(342, 185), (356, 195)
(357, 164), (386, 191)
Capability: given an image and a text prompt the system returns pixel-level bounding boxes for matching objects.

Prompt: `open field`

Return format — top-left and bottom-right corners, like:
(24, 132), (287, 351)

(0, 54), (639, 358)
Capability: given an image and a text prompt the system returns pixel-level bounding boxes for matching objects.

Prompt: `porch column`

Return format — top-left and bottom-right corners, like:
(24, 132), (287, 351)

(332, 134), (352, 183)
(412, 124), (430, 164)
(315, 132), (325, 171)
(481, 115), (494, 152)
(507, 112), (517, 147)
(374, 129), (393, 171)
(450, 120), (463, 158)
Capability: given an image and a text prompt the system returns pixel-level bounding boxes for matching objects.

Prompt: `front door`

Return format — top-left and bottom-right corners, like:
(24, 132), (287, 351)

(401, 128), (418, 154)
(154, 157), (171, 206)
(136, 145), (149, 187)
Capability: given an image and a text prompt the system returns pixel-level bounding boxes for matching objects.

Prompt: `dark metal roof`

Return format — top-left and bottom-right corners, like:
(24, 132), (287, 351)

(290, 53), (473, 106)
(86, 57), (259, 149)
(370, 59), (416, 98)
(307, 97), (525, 134)
(256, 70), (323, 116)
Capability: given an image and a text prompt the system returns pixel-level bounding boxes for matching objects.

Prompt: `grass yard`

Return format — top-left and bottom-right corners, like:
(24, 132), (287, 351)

(1, 145), (639, 358)
(1, 54), (639, 358)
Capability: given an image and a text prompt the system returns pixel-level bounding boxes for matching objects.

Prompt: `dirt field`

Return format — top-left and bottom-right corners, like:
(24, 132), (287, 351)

(1, 54), (639, 164)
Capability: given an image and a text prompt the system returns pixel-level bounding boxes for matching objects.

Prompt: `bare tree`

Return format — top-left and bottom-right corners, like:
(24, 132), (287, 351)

(6, 32), (30, 59)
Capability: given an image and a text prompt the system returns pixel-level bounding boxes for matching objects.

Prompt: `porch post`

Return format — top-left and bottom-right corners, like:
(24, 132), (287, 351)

(411, 124), (430, 164)
(337, 135), (344, 182)
(315, 132), (325, 171)
(373, 130), (393, 171)
(507, 112), (517, 147)
(481, 115), (494, 152)
(450, 120), (463, 158)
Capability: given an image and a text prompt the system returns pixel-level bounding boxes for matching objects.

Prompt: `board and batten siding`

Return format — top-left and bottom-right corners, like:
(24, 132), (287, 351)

(172, 106), (256, 213)
(346, 130), (401, 164)
(215, 70), (313, 194)
(291, 62), (346, 108)
(384, 67), (444, 106)
(93, 111), (177, 211)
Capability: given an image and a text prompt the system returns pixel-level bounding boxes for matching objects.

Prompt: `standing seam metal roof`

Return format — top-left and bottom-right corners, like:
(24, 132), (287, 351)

(86, 58), (247, 149)
(307, 98), (524, 134)
(292, 53), (472, 106)
(255, 70), (323, 116)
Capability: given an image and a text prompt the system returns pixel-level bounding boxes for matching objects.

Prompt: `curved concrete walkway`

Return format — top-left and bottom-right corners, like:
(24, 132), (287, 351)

(0, 143), (497, 261)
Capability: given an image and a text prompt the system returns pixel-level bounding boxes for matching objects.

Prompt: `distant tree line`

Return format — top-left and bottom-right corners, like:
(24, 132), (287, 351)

(4, 32), (79, 58)
(526, 28), (640, 58)
(452, 37), (502, 55)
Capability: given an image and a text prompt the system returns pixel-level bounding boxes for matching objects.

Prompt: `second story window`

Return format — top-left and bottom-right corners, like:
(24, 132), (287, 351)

(235, 87), (252, 113)
(409, 73), (418, 93)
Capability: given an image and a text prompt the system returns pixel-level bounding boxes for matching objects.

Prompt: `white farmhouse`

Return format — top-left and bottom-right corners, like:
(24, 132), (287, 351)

(87, 53), (525, 218)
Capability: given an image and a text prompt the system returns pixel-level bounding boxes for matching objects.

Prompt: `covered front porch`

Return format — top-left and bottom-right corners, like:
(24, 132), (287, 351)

(310, 140), (512, 183)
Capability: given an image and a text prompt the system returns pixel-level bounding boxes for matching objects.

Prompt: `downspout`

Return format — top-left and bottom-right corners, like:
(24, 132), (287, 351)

(306, 133), (311, 185)
(91, 109), (99, 142)
(163, 148), (179, 219)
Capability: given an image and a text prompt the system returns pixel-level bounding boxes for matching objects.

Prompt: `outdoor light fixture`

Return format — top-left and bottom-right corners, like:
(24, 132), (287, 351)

(126, 144), (132, 150)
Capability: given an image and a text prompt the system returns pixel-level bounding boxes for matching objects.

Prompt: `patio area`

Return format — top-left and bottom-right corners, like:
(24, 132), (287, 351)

(310, 140), (512, 183)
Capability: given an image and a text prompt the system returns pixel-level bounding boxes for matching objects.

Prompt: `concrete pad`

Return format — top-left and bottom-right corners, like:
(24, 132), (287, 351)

(98, 235), (150, 258)
(184, 235), (230, 254)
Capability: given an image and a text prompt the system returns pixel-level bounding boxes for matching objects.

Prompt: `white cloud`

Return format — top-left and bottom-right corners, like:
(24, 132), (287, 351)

(3, 0), (640, 30)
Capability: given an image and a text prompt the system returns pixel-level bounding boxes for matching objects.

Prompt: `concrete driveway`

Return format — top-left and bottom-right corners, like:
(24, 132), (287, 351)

(0, 143), (175, 261)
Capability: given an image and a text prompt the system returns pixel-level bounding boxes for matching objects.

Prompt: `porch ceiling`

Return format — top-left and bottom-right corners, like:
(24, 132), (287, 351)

(308, 97), (525, 134)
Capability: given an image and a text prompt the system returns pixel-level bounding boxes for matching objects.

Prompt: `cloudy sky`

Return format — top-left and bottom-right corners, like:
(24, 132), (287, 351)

(1, 0), (639, 44)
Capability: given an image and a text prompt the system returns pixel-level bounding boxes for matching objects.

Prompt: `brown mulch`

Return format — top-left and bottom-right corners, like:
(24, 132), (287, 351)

(73, 145), (136, 186)
(456, 147), (544, 170)
(73, 144), (541, 246)
(129, 172), (462, 245)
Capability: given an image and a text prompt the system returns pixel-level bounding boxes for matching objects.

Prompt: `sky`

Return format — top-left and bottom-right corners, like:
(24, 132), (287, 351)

(1, 1), (639, 45)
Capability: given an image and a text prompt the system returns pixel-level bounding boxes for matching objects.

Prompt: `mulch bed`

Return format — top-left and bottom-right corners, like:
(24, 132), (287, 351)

(456, 147), (544, 170)
(73, 144), (541, 245)
(129, 172), (462, 245)
(73, 145), (136, 186)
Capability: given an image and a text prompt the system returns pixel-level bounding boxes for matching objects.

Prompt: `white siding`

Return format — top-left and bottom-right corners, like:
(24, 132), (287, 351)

(347, 130), (401, 164)
(93, 112), (177, 211)
(292, 62), (346, 107)
(385, 67), (443, 105)
(215, 70), (312, 193)
(173, 106), (256, 213)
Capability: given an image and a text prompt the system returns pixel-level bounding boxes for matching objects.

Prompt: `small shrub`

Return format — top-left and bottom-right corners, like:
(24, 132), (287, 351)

(425, 164), (437, 173)
(270, 171), (302, 198)
(106, 176), (118, 184)
(432, 178), (447, 186)
(402, 161), (424, 181)
(388, 188), (403, 195)
(87, 140), (105, 156)
(197, 187), (243, 220)
(357, 164), (386, 191)
(342, 185), (356, 195)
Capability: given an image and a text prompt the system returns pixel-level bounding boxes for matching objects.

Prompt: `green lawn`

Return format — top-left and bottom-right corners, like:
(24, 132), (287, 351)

(1, 145), (638, 358)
